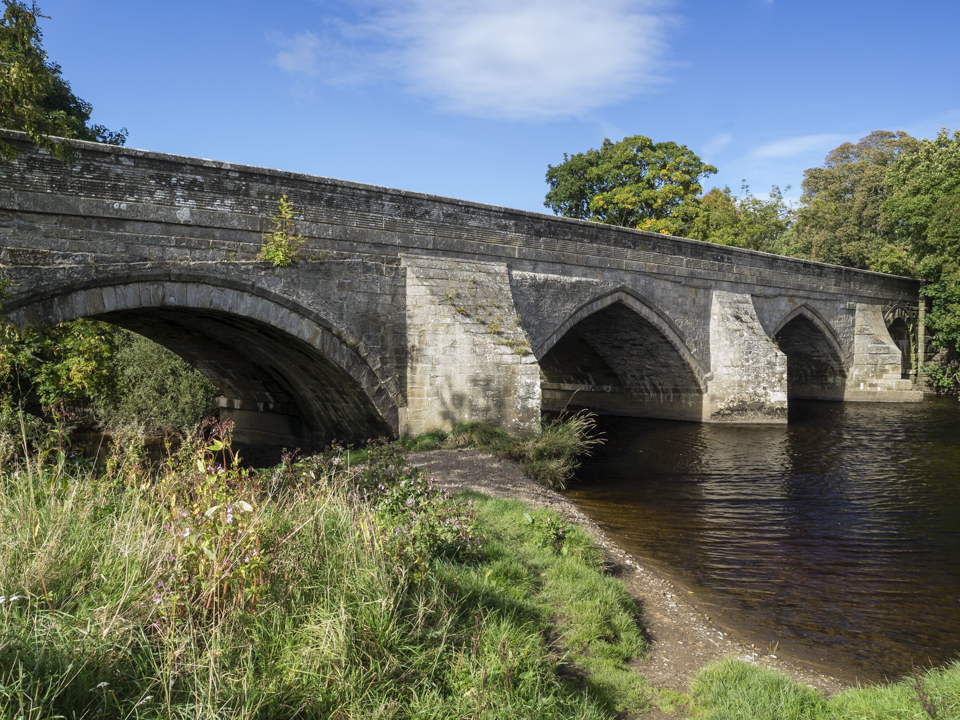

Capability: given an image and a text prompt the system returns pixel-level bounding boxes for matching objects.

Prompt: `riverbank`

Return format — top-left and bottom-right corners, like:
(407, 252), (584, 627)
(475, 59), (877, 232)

(408, 448), (851, 701)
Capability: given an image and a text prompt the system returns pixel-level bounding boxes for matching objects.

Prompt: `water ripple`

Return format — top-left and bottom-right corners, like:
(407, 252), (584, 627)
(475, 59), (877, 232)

(566, 398), (960, 681)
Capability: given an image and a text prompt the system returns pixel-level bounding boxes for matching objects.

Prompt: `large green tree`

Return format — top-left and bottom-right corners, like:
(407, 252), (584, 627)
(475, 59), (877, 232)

(883, 128), (960, 375)
(688, 183), (795, 253)
(544, 135), (717, 236)
(0, 2), (218, 429)
(792, 131), (918, 272)
(0, 0), (126, 160)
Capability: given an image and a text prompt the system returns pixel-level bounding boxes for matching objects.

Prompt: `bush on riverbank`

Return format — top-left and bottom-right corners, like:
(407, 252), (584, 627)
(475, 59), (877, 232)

(403, 412), (604, 490)
(0, 320), (218, 438)
(692, 656), (960, 719)
(0, 423), (649, 719)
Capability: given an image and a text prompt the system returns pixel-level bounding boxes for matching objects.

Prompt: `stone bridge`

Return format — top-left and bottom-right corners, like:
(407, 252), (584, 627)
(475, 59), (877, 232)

(0, 131), (924, 449)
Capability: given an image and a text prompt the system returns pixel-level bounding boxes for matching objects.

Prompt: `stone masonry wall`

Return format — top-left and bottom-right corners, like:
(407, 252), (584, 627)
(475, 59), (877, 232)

(402, 256), (540, 436)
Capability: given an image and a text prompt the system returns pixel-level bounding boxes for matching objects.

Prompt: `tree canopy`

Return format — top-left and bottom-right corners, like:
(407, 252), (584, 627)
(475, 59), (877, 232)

(791, 131), (919, 272)
(544, 135), (717, 236)
(0, 0), (126, 160)
(687, 183), (795, 253)
(883, 128), (960, 360)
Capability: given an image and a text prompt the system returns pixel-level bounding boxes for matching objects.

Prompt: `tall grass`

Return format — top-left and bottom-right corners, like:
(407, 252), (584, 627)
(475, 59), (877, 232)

(404, 412), (604, 490)
(0, 425), (644, 719)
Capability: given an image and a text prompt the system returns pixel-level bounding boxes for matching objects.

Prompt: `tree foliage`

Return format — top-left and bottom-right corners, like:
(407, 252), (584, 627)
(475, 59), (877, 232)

(0, 319), (218, 432)
(544, 135), (717, 236)
(792, 131), (919, 271)
(0, 319), (121, 409)
(883, 128), (960, 356)
(0, 0), (126, 160)
(688, 183), (795, 253)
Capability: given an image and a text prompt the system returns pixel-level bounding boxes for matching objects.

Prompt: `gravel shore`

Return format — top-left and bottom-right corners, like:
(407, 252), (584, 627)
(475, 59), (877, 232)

(408, 448), (849, 707)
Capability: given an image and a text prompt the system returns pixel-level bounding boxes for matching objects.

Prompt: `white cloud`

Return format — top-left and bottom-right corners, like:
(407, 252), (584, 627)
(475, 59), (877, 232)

(272, 0), (676, 121)
(751, 133), (846, 159)
(273, 31), (323, 77)
(701, 132), (732, 158)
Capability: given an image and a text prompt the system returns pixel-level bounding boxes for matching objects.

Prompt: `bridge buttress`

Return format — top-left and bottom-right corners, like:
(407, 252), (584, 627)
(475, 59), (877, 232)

(400, 256), (540, 437)
(703, 291), (788, 423)
(845, 303), (923, 401)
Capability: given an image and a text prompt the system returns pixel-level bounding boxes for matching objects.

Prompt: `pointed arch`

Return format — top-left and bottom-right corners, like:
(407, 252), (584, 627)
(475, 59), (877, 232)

(535, 286), (708, 392)
(773, 304), (848, 366)
(773, 304), (847, 400)
(536, 287), (708, 421)
(883, 302), (914, 326)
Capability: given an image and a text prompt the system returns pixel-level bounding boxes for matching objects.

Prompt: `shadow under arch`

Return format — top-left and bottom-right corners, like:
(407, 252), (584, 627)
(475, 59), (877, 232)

(5, 278), (398, 450)
(536, 288), (708, 421)
(773, 304), (847, 400)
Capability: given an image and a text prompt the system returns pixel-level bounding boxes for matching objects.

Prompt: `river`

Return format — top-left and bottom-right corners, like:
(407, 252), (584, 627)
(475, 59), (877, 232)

(564, 397), (960, 683)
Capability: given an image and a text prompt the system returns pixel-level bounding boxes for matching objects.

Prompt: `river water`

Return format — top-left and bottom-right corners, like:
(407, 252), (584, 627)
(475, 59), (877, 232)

(565, 397), (960, 683)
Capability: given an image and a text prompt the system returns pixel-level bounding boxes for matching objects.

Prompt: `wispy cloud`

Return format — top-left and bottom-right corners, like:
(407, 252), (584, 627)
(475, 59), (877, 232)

(751, 133), (846, 159)
(273, 31), (323, 77)
(271, 0), (677, 121)
(701, 132), (732, 158)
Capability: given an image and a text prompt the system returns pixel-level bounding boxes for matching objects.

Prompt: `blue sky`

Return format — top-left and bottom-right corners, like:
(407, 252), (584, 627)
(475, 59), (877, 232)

(37, 0), (960, 213)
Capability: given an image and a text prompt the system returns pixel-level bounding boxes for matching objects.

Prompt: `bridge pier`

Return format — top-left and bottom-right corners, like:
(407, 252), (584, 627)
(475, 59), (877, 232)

(844, 303), (923, 401)
(703, 291), (788, 423)
(401, 257), (541, 437)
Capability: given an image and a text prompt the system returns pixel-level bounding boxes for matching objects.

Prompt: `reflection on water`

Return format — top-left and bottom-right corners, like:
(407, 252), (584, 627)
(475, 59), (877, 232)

(565, 398), (960, 682)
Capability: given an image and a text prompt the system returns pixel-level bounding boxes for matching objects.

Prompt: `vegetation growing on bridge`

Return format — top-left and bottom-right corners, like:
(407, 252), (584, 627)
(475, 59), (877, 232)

(258, 194), (306, 268)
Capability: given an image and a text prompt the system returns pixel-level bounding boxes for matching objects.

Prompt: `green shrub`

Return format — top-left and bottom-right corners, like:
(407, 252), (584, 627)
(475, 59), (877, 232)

(408, 412), (604, 490)
(0, 317), (217, 435)
(258, 195), (304, 267)
(97, 332), (218, 432)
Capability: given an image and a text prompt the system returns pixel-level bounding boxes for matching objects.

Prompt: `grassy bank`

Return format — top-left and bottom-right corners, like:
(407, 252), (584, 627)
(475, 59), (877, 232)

(0, 422), (649, 719)
(692, 657), (960, 719)
(4, 417), (960, 719)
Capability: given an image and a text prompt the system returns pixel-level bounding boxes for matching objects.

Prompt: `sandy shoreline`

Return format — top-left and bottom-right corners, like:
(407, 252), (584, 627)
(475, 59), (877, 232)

(408, 448), (849, 704)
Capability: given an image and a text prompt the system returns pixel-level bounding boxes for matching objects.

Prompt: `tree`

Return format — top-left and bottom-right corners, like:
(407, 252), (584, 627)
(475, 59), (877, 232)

(544, 135), (717, 236)
(792, 131), (918, 271)
(688, 182), (795, 253)
(883, 128), (960, 367)
(0, 0), (126, 160)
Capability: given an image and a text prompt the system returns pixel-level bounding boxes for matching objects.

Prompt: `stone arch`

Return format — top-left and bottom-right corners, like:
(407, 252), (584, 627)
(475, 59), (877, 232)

(536, 288), (707, 421)
(883, 304), (915, 379)
(883, 302), (913, 326)
(5, 278), (398, 449)
(773, 304), (847, 400)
